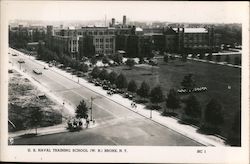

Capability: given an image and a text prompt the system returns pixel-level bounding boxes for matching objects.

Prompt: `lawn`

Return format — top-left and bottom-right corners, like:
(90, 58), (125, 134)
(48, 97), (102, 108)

(8, 69), (63, 132)
(108, 58), (241, 138)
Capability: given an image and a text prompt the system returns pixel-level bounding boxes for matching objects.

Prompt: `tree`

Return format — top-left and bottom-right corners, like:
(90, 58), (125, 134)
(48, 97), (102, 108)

(164, 54), (169, 63)
(113, 54), (123, 64)
(28, 107), (43, 135)
(90, 57), (98, 66)
(126, 58), (136, 69)
(207, 53), (213, 61)
(137, 81), (150, 99)
(108, 71), (118, 84)
(216, 55), (221, 62)
(183, 95), (201, 120)
(204, 99), (224, 131)
(227, 110), (241, 146)
(139, 57), (145, 64)
(181, 74), (196, 91)
(181, 53), (187, 62)
(127, 80), (138, 93)
(115, 73), (128, 89)
(75, 100), (89, 119)
(150, 85), (165, 104)
(199, 53), (205, 59)
(165, 89), (180, 113)
(99, 69), (109, 80)
(225, 55), (230, 63)
(91, 67), (101, 78)
(81, 63), (89, 73)
(102, 56), (110, 66)
(234, 56), (241, 65)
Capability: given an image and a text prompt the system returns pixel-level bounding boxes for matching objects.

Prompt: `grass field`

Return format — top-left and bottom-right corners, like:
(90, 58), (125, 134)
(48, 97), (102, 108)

(8, 69), (63, 132)
(108, 58), (241, 138)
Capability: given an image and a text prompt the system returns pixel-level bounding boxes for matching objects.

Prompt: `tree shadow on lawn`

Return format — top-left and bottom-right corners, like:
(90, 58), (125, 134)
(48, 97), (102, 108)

(161, 111), (178, 117)
(122, 68), (132, 71)
(178, 118), (200, 127)
(141, 73), (153, 76)
(197, 125), (221, 135)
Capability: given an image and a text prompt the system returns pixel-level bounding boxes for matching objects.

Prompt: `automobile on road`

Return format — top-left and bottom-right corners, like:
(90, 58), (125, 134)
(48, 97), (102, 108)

(18, 59), (25, 63)
(33, 69), (42, 75)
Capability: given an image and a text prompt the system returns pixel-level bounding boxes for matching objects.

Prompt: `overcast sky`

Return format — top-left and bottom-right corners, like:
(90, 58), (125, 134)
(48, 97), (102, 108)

(3, 1), (248, 23)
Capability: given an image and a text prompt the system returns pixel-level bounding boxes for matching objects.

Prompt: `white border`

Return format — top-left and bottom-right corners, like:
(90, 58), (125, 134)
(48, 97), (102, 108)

(0, 1), (249, 163)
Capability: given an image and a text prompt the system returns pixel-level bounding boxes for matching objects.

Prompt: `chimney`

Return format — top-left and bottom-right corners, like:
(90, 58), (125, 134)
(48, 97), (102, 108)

(123, 15), (126, 26)
(111, 18), (115, 27)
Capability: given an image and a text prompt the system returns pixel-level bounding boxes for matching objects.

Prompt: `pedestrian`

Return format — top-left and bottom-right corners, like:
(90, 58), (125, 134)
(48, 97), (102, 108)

(86, 119), (89, 128)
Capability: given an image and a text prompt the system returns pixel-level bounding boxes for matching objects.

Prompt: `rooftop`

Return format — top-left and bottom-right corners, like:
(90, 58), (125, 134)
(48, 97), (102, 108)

(173, 28), (207, 33)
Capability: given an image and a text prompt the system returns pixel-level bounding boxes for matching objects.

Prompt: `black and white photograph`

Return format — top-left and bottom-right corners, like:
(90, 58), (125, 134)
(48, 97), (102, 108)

(0, 1), (249, 163)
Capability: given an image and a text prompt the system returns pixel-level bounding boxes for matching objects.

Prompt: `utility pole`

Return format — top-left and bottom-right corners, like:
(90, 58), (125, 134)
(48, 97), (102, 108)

(90, 97), (94, 121)
(89, 96), (102, 121)
(150, 109), (152, 119)
(19, 62), (22, 70)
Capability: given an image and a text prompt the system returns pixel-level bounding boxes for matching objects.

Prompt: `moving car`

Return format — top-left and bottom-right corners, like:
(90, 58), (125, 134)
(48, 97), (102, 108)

(18, 59), (25, 63)
(33, 69), (42, 75)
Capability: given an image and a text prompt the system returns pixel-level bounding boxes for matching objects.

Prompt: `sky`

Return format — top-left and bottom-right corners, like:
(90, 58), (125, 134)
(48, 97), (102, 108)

(2, 1), (248, 24)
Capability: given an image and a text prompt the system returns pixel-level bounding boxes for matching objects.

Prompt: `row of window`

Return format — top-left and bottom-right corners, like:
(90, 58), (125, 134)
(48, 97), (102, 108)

(95, 38), (114, 43)
(77, 31), (114, 36)
(184, 44), (209, 48)
(95, 44), (114, 49)
(96, 50), (114, 54)
(70, 46), (78, 52)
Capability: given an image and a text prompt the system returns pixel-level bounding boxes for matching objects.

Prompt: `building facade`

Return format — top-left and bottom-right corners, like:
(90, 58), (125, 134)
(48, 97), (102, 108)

(46, 22), (220, 59)
(48, 26), (116, 58)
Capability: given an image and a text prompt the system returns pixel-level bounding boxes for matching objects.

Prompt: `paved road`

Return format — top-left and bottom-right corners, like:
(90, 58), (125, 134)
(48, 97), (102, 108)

(9, 49), (202, 146)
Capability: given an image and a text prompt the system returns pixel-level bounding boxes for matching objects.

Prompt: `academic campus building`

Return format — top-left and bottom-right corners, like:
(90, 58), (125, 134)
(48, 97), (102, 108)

(46, 16), (220, 58)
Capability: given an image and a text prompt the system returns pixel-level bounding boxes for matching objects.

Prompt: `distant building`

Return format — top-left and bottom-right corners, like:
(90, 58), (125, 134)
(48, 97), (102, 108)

(44, 19), (220, 59)
(48, 26), (116, 58)
(173, 27), (220, 53)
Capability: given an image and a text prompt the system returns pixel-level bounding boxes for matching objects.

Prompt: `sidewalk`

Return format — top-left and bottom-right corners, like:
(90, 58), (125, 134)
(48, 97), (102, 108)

(10, 48), (227, 146)
(9, 121), (97, 139)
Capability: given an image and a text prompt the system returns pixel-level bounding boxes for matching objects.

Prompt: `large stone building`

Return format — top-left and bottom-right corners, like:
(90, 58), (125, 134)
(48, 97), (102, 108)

(47, 26), (116, 58)
(46, 17), (220, 59)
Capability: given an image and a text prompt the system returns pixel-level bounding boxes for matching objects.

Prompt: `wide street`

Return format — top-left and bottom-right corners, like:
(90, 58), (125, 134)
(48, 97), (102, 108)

(9, 48), (202, 146)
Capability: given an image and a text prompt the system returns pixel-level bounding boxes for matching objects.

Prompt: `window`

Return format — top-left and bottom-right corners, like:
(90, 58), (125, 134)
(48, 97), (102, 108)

(100, 38), (103, 42)
(100, 45), (103, 49)
(94, 31), (97, 35)
(99, 31), (103, 35)
(106, 44), (109, 48)
(109, 31), (114, 35)
(110, 38), (113, 42)
(105, 38), (109, 42)
(96, 38), (99, 42)
(104, 31), (108, 35)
